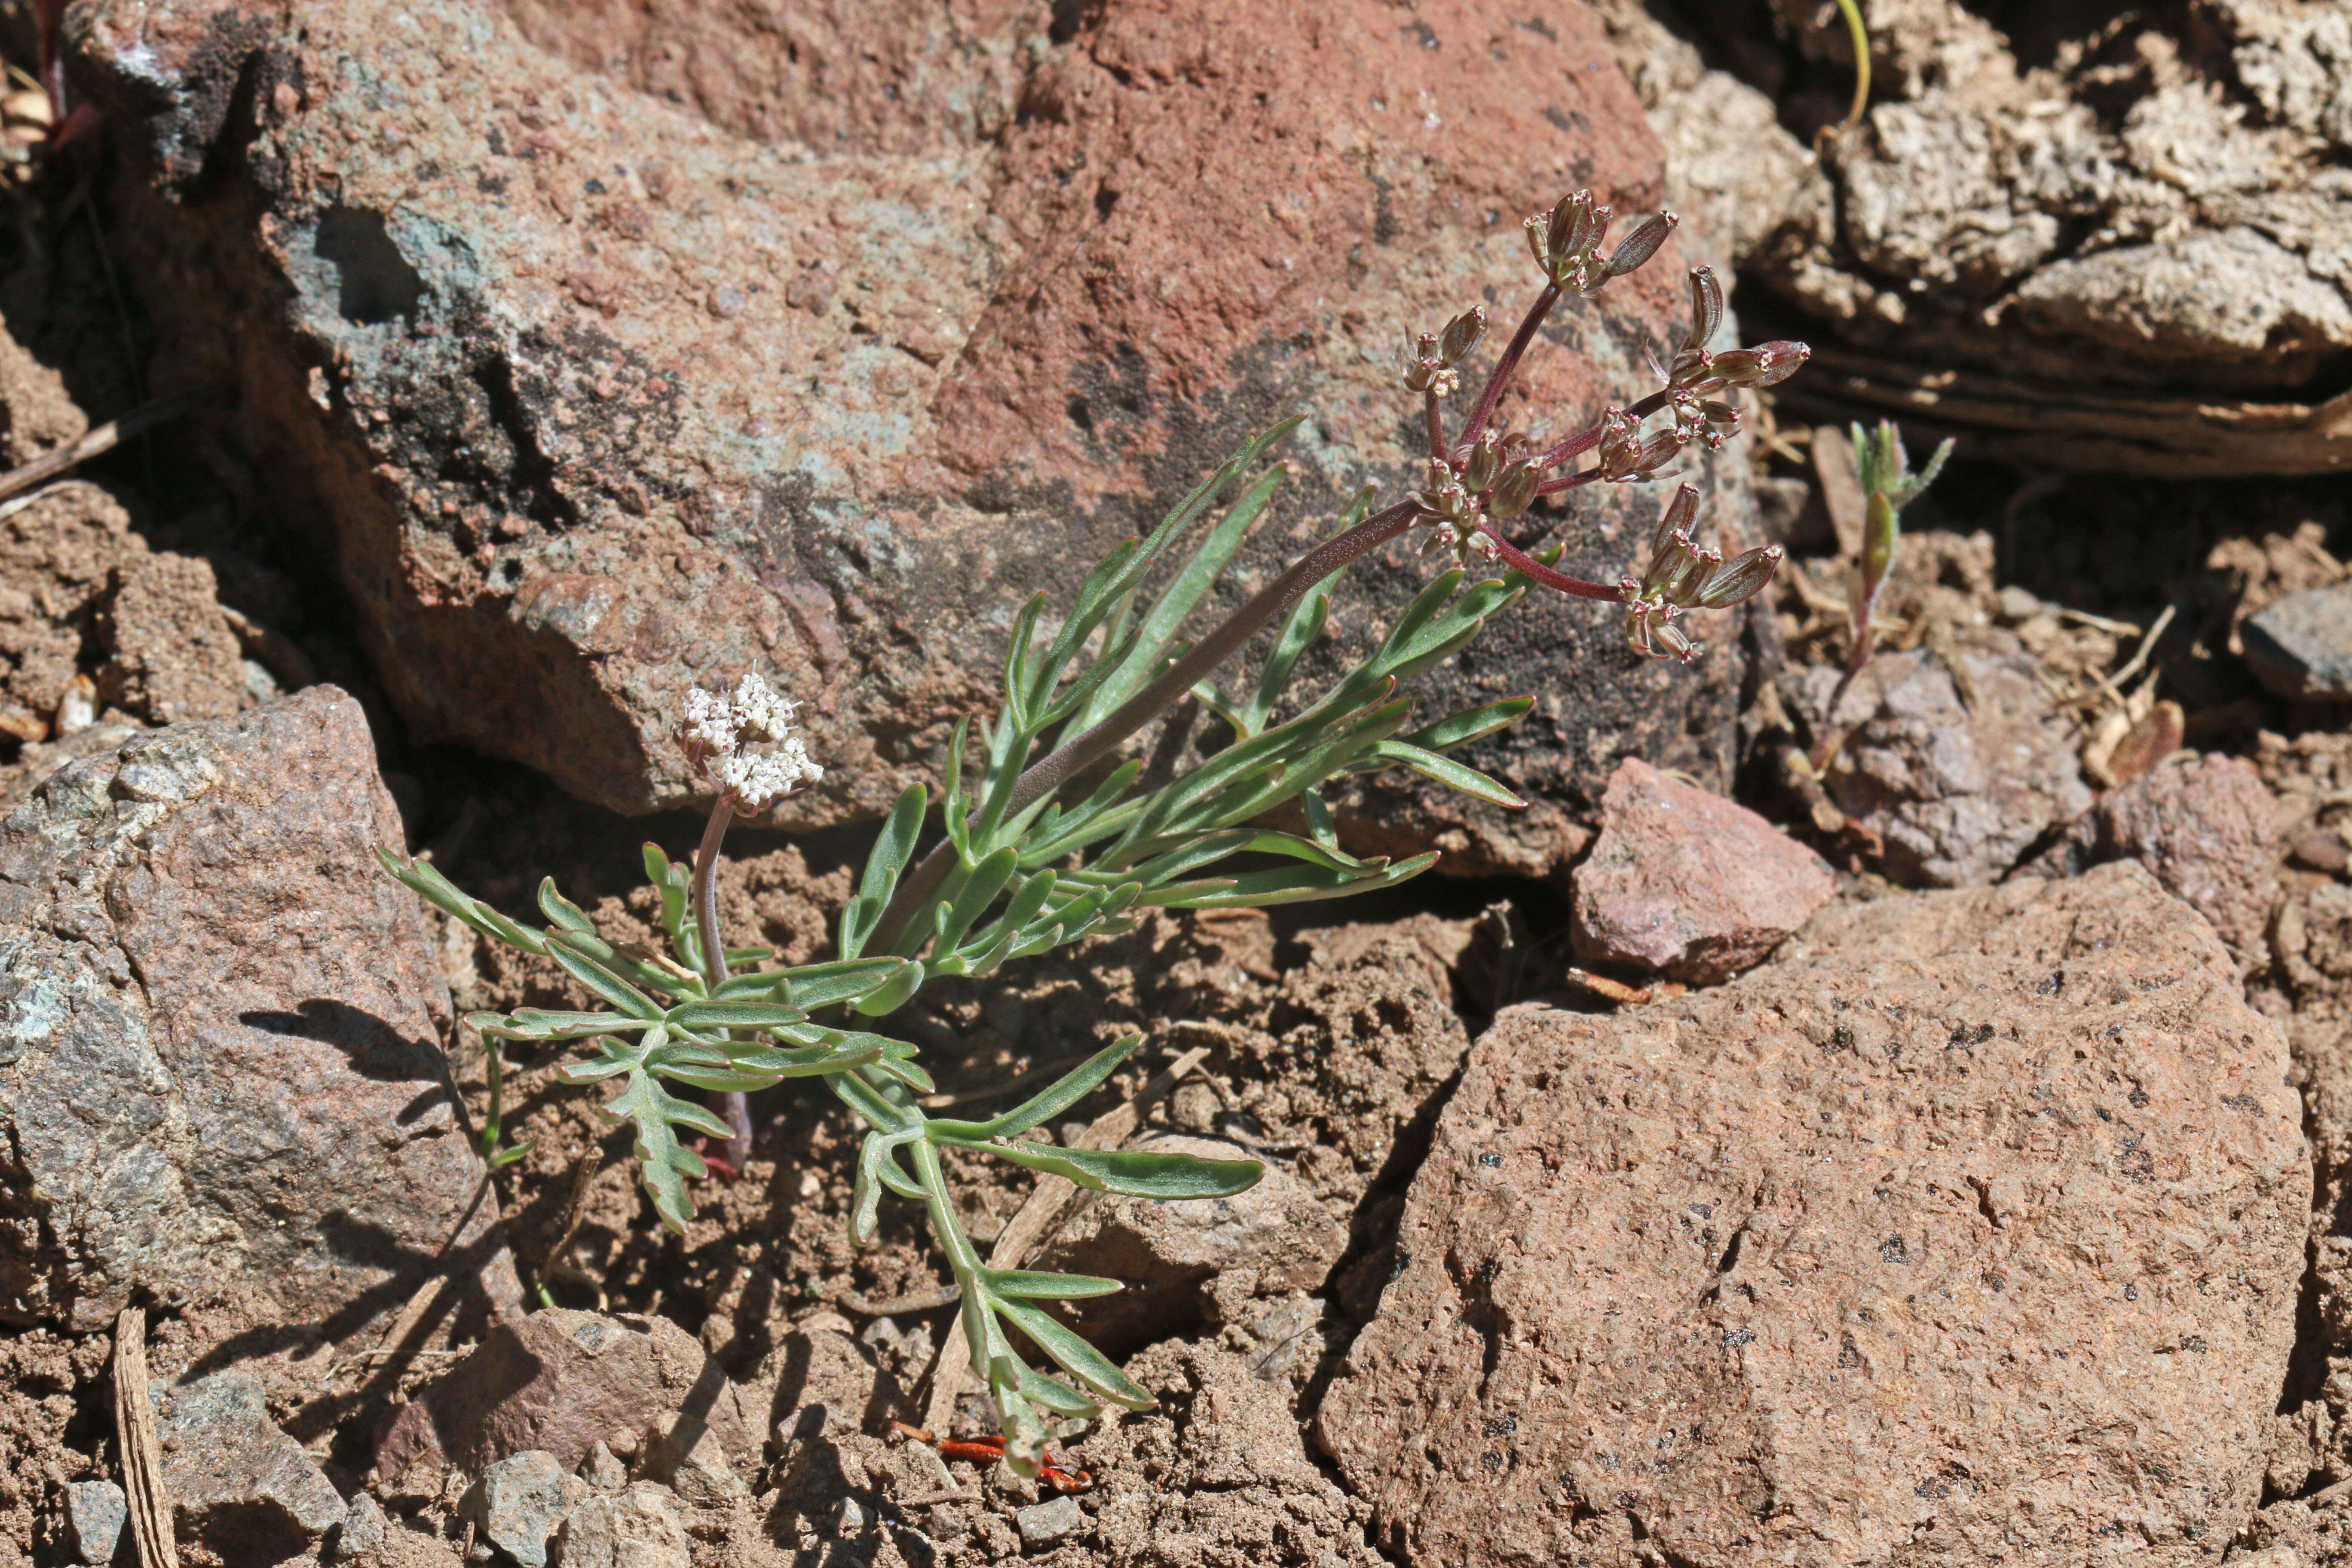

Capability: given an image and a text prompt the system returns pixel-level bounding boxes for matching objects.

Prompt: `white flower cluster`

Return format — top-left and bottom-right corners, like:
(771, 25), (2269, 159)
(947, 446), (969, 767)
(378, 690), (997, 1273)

(680, 672), (823, 812)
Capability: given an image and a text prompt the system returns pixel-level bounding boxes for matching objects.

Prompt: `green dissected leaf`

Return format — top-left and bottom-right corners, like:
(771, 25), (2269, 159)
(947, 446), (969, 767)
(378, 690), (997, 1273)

(1001, 591), (1048, 731)
(1149, 693), (1412, 843)
(1015, 763), (1146, 867)
(946, 1137), (1264, 1200)
(665, 999), (808, 1030)
(980, 1268), (1123, 1300)
(377, 849), (550, 956)
(1357, 740), (1525, 808)
(1142, 851), (1440, 909)
(851, 1124), (927, 1243)
(773, 958), (913, 1011)
(546, 940), (665, 1023)
(1301, 788), (1339, 849)
(1126, 829), (1370, 890)
(1061, 418), (1305, 735)
(941, 717), (973, 859)
(928, 1035), (1140, 1141)
(595, 1066), (731, 1233)
(842, 784), (928, 960)
(992, 1298), (1155, 1411)
(653, 1032), (891, 1090)
(852, 958), (927, 1017)
(1007, 1361), (1101, 1418)
(536, 878), (595, 934)
(1401, 696), (1533, 754)
(934, 845), (1019, 952)
(474, 1008), (619, 1042)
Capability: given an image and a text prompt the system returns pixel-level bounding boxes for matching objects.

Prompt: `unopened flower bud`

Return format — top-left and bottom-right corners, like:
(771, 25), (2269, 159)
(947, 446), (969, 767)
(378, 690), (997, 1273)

(1606, 210), (1677, 279)
(1696, 545), (1785, 609)
(1439, 306), (1486, 365)
(1746, 341), (1810, 387)
(1462, 429), (1504, 492)
(1488, 463), (1540, 520)
(1648, 484), (1700, 555)
(1667, 545), (1721, 605)
(1678, 267), (1724, 366)
(1642, 530), (1692, 595)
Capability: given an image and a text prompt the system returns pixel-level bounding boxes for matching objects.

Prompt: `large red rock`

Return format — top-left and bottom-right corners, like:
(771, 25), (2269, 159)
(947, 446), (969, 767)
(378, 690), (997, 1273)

(70, 0), (1769, 873)
(1317, 861), (2307, 1567)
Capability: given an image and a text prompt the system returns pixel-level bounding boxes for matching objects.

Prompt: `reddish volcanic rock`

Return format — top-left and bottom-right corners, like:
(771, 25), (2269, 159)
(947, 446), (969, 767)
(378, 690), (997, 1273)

(1318, 862), (2307, 1567)
(1571, 755), (1834, 983)
(70, 0), (1770, 874)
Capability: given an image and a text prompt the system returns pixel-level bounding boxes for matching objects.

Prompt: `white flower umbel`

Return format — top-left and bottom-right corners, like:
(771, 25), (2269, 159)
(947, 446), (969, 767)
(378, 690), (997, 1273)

(678, 671), (823, 814)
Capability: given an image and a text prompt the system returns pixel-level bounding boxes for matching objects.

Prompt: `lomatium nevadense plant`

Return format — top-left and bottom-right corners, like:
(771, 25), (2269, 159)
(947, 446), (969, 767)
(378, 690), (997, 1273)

(379, 190), (1808, 1479)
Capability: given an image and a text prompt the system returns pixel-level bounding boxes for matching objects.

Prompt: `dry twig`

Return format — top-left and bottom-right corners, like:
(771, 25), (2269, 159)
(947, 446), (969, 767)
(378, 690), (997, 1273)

(113, 1306), (177, 1568)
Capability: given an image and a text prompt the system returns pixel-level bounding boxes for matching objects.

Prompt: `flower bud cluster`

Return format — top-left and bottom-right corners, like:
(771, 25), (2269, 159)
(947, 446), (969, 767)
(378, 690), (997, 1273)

(679, 671), (823, 812)
(1400, 305), (1486, 396)
(1408, 426), (1543, 565)
(1615, 485), (1785, 662)
(1525, 190), (1676, 295)
(1591, 406), (1690, 481)
(1645, 268), (1809, 449)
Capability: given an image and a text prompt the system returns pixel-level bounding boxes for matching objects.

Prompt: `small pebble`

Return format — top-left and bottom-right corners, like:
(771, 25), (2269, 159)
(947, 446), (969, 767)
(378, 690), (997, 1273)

(1015, 1494), (1088, 1550)
(64, 1479), (126, 1566)
(2294, 830), (2350, 874)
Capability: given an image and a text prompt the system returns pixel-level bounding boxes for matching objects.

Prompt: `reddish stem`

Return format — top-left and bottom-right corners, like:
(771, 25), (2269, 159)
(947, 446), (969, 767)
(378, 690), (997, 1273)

(1533, 469), (1605, 497)
(1473, 521), (1625, 602)
(1424, 390), (1446, 463)
(1459, 285), (1562, 447)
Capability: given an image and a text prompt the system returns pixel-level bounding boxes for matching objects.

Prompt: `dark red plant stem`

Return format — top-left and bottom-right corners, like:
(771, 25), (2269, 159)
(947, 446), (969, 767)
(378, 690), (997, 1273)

(867, 499), (1427, 952)
(1473, 521), (1624, 602)
(1458, 285), (1562, 447)
(1424, 391), (1446, 463)
(691, 798), (753, 1171)
(1535, 386), (1675, 472)
(1533, 469), (1604, 497)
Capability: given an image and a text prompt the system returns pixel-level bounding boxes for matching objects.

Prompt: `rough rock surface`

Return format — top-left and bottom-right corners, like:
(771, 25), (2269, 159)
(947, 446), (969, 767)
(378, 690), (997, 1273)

(1570, 755), (1835, 983)
(1792, 643), (2094, 886)
(0, 686), (517, 1335)
(1319, 862), (2307, 1567)
(73, 0), (1769, 873)
(1032, 1132), (1348, 1348)
(155, 1372), (347, 1557)
(2245, 584), (2352, 700)
(0, 487), (144, 744)
(1773, 0), (2349, 395)
(549, 1483), (690, 1568)
(463, 1451), (588, 1568)
(94, 552), (245, 726)
(376, 1310), (755, 1489)
(2098, 753), (2280, 959)
(61, 1479), (126, 1565)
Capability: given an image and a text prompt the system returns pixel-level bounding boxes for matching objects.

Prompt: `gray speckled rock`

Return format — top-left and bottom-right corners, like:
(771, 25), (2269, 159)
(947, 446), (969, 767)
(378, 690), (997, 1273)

(551, 1484), (691, 1568)
(0, 686), (517, 1334)
(155, 1372), (347, 1556)
(463, 1452), (589, 1568)
(2243, 585), (2352, 700)
(1791, 644), (2093, 887)
(1015, 1495), (1090, 1550)
(62, 1479), (126, 1565)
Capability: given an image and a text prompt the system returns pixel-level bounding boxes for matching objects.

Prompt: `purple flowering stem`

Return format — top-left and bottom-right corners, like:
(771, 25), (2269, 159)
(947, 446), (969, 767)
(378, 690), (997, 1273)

(690, 798), (754, 1172)
(1458, 284), (1561, 447)
(1473, 520), (1624, 602)
(867, 499), (1426, 952)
